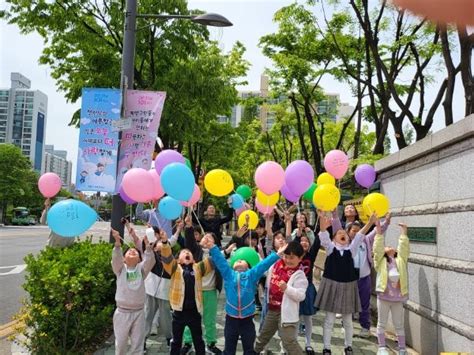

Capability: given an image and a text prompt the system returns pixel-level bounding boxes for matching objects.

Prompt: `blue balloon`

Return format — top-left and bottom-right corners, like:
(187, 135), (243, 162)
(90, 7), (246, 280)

(231, 193), (244, 209)
(47, 199), (97, 237)
(158, 196), (183, 220)
(160, 163), (195, 201)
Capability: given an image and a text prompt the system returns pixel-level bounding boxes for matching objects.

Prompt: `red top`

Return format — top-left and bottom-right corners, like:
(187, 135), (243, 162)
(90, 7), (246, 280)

(268, 259), (299, 311)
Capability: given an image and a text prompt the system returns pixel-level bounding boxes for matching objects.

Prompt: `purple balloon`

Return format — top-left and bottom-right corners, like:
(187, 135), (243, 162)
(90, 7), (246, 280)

(355, 164), (376, 188)
(119, 186), (136, 205)
(154, 150), (185, 174)
(280, 183), (300, 203)
(285, 160), (314, 196)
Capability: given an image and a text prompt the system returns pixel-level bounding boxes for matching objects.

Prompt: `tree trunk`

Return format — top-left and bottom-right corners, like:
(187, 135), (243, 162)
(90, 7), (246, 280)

(290, 95), (310, 163)
(458, 26), (474, 116)
(440, 28), (456, 126)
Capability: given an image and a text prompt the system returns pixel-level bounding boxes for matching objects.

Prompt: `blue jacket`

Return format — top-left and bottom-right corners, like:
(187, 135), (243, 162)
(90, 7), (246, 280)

(209, 245), (280, 318)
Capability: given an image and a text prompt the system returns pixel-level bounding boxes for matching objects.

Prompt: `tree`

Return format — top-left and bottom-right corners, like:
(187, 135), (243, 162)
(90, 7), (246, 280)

(0, 144), (43, 222)
(1, 0), (248, 158)
(259, 3), (362, 174)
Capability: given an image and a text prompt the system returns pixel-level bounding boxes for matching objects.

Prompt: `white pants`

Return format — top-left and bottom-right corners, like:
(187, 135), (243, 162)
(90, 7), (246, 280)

(144, 295), (172, 339)
(113, 308), (145, 355)
(323, 312), (353, 349)
(377, 299), (405, 336)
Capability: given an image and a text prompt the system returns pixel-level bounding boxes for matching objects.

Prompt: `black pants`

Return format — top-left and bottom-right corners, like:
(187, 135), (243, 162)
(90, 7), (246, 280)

(223, 315), (256, 355)
(170, 309), (205, 355)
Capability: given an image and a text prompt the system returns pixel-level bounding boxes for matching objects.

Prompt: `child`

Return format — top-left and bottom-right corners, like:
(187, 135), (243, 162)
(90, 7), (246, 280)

(160, 229), (214, 355)
(180, 216), (223, 355)
(345, 213), (391, 338)
(373, 220), (409, 355)
(316, 212), (376, 355)
(111, 228), (156, 355)
(295, 233), (321, 355)
(254, 241), (308, 354)
(208, 235), (288, 354)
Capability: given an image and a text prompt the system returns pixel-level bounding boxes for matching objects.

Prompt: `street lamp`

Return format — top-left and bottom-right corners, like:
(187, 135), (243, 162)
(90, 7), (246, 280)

(110, 1), (232, 241)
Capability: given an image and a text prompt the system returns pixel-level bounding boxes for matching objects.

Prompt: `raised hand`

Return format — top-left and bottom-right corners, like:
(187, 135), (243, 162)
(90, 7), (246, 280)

(143, 235), (150, 249)
(44, 198), (51, 208)
(385, 212), (392, 225)
(176, 219), (184, 231)
(236, 224), (248, 238)
(111, 228), (121, 246)
(277, 242), (288, 257)
(318, 211), (331, 232)
(398, 222), (408, 236)
(226, 243), (237, 255)
(184, 214), (192, 227)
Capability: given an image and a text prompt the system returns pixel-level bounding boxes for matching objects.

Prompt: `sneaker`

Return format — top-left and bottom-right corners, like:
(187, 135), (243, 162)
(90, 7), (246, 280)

(180, 343), (193, 355)
(335, 313), (342, 319)
(344, 346), (353, 355)
(399, 349), (408, 355)
(359, 327), (370, 338)
(305, 346), (315, 355)
(322, 349), (332, 355)
(377, 347), (390, 355)
(206, 343), (222, 354)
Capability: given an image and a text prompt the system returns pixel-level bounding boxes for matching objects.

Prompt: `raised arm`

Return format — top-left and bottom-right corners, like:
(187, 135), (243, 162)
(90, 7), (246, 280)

(349, 214), (376, 255)
(372, 218), (386, 271)
(397, 223), (410, 263)
(219, 205), (234, 225)
(111, 229), (124, 275)
(141, 236), (156, 278)
(331, 210), (343, 232)
(183, 215), (199, 254)
(160, 231), (177, 276)
(135, 203), (150, 223)
(367, 213), (391, 248)
(265, 214), (274, 255)
(318, 212), (334, 255)
(284, 210), (293, 242)
(169, 218), (184, 247)
(249, 243), (287, 282)
(209, 244), (234, 281)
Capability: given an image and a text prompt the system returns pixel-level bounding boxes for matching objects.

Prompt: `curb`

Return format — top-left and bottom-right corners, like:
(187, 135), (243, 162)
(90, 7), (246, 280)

(0, 320), (19, 339)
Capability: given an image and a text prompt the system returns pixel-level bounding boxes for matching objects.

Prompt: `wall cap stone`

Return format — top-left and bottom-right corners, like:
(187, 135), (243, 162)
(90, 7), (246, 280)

(409, 252), (474, 275)
(376, 115), (474, 173)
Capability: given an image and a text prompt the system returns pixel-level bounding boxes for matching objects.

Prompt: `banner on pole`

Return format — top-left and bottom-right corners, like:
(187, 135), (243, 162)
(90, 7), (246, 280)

(115, 90), (166, 191)
(75, 88), (121, 193)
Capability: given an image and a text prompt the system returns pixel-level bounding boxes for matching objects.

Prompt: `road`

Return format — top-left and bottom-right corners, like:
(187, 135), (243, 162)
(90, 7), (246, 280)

(0, 222), (147, 326)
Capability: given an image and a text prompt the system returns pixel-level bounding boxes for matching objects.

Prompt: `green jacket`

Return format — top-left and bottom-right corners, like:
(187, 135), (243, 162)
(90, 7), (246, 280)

(373, 234), (409, 296)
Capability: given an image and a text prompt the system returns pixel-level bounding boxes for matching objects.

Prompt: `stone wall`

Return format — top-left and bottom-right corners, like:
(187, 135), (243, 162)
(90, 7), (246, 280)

(374, 115), (474, 354)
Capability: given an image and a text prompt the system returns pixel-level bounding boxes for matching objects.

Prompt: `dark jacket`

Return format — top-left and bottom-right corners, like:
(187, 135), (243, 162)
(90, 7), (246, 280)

(193, 208), (234, 245)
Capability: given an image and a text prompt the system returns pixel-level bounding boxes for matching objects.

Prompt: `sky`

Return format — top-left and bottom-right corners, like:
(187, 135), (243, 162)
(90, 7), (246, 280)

(0, 0), (467, 179)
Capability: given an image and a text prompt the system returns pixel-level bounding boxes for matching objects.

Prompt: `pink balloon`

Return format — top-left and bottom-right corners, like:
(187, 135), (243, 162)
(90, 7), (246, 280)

(148, 170), (164, 201)
(181, 184), (201, 207)
(255, 200), (275, 215)
(254, 161), (285, 195)
(122, 168), (154, 203)
(38, 173), (62, 198)
(236, 203), (250, 217)
(324, 150), (349, 179)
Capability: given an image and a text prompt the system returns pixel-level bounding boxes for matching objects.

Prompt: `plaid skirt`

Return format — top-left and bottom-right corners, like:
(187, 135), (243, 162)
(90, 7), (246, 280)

(315, 277), (361, 314)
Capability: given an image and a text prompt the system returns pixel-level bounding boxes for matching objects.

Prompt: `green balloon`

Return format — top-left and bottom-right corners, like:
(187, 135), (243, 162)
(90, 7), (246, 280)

(303, 183), (317, 202)
(236, 184), (252, 200)
(230, 247), (260, 268)
(184, 158), (192, 170)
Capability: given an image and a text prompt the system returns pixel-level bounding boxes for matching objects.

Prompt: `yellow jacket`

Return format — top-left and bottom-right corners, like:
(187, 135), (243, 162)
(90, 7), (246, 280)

(373, 234), (410, 296)
(161, 242), (213, 313)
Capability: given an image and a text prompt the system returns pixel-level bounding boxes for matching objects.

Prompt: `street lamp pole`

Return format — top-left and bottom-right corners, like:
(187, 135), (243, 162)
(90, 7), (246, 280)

(109, 0), (137, 241)
(110, 1), (232, 241)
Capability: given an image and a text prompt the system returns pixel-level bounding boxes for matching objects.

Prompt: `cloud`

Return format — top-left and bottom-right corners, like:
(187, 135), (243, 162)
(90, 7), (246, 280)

(80, 118), (91, 125)
(111, 108), (120, 114)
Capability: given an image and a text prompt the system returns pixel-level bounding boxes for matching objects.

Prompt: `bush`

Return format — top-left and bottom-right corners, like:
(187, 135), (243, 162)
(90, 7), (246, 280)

(15, 238), (116, 354)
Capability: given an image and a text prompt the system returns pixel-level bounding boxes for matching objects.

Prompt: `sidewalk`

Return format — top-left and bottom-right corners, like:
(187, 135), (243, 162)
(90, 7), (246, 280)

(95, 292), (416, 355)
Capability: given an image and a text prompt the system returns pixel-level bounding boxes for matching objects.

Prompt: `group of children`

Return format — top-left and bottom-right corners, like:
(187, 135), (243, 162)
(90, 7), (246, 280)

(111, 203), (410, 355)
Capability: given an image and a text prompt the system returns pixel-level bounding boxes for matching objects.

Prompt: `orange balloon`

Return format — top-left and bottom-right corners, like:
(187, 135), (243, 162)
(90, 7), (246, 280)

(392, 0), (474, 26)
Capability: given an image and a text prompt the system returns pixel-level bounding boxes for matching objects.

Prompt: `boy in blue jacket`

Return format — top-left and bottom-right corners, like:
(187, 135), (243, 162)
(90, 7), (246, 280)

(204, 234), (287, 355)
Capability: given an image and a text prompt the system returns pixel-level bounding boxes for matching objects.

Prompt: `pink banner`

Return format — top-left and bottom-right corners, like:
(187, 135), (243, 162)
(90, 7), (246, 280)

(115, 90), (166, 192)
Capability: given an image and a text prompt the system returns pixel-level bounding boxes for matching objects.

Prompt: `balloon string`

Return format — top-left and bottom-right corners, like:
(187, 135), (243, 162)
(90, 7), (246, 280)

(313, 214), (320, 233)
(191, 208), (205, 235)
(153, 207), (163, 231)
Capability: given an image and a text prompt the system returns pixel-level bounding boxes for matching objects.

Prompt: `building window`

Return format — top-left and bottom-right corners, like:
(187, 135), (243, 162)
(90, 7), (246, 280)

(0, 97), (9, 102)
(24, 133), (31, 138)
(24, 121), (32, 128)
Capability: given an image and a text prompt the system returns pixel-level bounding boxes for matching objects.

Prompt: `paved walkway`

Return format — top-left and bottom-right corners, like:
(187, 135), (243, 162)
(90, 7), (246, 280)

(95, 294), (413, 355)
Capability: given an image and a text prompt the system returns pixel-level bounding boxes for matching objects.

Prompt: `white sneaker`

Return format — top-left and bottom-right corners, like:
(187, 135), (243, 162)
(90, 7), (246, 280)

(336, 313), (342, 319)
(377, 347), (389, 355)
(359, 328), (370, 338)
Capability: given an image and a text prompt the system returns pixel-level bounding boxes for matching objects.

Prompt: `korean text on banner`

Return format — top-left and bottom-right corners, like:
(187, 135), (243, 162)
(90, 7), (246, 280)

(115, 90), (166, 191)
(75, 88), (121, 193)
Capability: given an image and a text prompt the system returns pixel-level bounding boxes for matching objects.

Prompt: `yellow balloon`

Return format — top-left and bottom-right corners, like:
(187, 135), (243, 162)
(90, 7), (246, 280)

(363, 193), (390, 218)
(238, 210), (259, 230)
(313, 184), (340, 211)
(317, 173), (336, 186)
(204, 169), (234, 197)
(256, 190), (279, 206)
